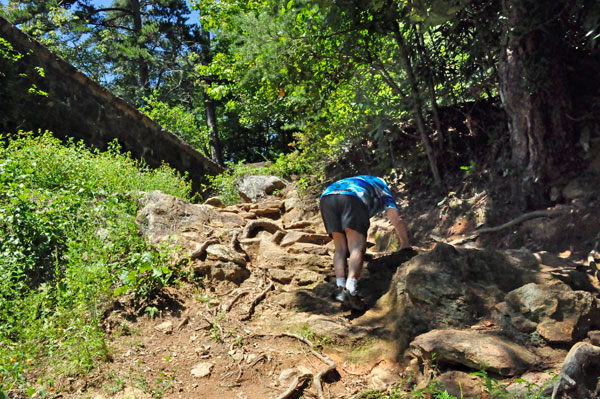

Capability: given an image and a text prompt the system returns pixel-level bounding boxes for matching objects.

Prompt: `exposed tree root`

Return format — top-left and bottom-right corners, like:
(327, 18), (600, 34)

(280, 332), (337, 399)
(434, 208), (571, 245)
(240, 281), (274, 321)
(274, 372), (312, 399)
(225, 290), (250, 312)
(242, 219), (282, 239)
(190, 239), (220, 260)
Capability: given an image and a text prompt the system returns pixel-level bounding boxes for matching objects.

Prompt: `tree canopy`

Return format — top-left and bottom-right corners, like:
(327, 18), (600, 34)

(1, 0), (599, 208)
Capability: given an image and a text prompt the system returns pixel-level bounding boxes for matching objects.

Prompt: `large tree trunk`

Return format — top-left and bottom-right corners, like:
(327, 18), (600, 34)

(393, 21), (442, 187)
(200, 29), (224, 166)
(498, 0), (573, 210)
(130, 0), (149, 91)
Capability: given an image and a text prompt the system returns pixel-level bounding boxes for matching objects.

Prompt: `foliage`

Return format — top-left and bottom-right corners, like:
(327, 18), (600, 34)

(140, 90), (210, 154)
(207, 147), (322, 205)
(0, 132), (190, 397)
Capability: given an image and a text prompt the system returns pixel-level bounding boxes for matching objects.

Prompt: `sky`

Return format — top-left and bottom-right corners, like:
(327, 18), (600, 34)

(0, 0), (200, 25)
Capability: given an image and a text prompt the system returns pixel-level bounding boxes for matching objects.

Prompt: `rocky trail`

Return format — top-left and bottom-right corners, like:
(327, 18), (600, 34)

(56, 176), (600, 399)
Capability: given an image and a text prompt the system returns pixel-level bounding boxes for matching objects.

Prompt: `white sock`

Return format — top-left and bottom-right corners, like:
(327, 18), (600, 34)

(336, 277), (346, 288)
(345, 278), (358, 296)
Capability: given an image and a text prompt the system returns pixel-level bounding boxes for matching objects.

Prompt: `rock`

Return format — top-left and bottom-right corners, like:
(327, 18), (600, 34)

(205, 244), (247, 266)
(137, 191), (244, 245)
(211, 262), (250, 285)
(191, 362), (214, 378)
(552, 342), (600, 399)
(376, 243), (541, 342)
(285, 243), (330, 256)
(236, 175), (286, 202)
(435, 370), (484, 398)
(410, 329), (539, 376)
(589, 330), (600, 346)
(369, 366), (399, 390)
(500, 281), (600, 343)
(293, 270), (322, 286)
(269, 268), (294, 284)
(155, 321), (173, 334)
(204, 196), (226, 208)
(506, 371), (556, 398)
(279, 231), (331, 247)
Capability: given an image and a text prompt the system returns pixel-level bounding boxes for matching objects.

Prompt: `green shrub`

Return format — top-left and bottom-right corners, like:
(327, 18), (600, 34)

(0, 132), (191, 396)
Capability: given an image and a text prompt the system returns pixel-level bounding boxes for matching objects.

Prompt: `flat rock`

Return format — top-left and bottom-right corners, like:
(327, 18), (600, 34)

(191, 362), (214, 378)
(410, 329), (539, 376)
(279, 231), (331, 247)
(205, 244), (247, 266)
(269, 268), (294, 284)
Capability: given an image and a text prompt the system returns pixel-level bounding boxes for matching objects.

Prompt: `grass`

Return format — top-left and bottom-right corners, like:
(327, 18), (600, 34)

(0, 132), (192, 397)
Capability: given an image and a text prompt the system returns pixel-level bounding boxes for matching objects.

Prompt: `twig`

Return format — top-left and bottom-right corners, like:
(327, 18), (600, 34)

(241, 281), (274, 321)
(274, 373), (312, 399)
(280, 333), (337, 399)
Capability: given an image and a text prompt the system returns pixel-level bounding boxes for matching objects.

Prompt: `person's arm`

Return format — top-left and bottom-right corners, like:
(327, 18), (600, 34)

(386, 207), (410, 249)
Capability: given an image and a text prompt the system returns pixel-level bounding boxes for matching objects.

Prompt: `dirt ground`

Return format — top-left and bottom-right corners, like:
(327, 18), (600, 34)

(47, 172), (600, 399)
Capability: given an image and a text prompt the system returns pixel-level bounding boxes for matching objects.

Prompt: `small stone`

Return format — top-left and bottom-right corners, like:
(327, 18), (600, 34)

(589, 330), (600, 346)
(155, 321), (173, 334)
(369, 367), (399, 390)
(191, 362), (213, 378)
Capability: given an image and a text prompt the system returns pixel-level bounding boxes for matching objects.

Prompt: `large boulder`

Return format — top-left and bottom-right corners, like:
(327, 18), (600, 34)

(236, 175), (286, 202)
(137, 191), (244, 245)
(498, 281), (600, 344)
(358, 243), (542, 350)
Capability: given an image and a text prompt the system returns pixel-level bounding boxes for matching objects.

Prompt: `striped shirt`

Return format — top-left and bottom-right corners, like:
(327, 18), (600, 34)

(321, 175), (398, 217)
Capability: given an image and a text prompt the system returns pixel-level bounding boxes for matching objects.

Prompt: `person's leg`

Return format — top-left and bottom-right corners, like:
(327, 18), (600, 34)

(345, 227), (367, 280)
(331, 231), (349, 280)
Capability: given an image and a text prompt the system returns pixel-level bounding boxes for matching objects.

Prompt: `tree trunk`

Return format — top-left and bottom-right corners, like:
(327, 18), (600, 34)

(417, 28), (449, 151)
(130, 0), (149, 91)
(393, 21), (442, 186)
(498, 0), (573, 210)
(200, 29), (224, 166)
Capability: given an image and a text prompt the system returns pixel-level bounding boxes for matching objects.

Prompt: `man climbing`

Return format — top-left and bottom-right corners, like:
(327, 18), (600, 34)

(320, 175), (411, 310)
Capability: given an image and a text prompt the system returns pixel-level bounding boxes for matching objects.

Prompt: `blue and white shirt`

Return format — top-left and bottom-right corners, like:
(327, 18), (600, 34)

(321, 175), (398, 217)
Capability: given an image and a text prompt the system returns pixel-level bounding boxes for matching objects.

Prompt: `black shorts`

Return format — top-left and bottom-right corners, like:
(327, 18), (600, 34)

(320, 194), (370, 237)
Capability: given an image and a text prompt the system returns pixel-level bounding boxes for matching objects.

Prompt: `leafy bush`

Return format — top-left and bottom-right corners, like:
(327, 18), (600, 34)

(0, 132), (191, 396)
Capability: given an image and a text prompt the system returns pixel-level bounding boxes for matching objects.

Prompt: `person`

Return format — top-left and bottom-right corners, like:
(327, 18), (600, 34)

(319, 175), (411, 310)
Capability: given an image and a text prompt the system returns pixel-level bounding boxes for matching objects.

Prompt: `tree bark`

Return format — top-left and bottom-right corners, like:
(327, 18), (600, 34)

(393, 21), (442, 186)
(130, 0), (149, 91)
(498, 0), (573, 210)
(416, 28), (449, 152)
(200, 29), (224, 166)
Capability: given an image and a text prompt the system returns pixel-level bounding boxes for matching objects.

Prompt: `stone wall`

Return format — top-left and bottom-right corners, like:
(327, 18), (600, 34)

(0, 16), (222, 194)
